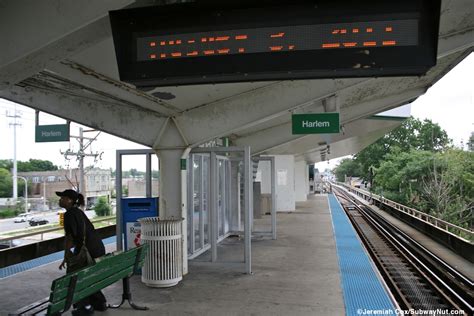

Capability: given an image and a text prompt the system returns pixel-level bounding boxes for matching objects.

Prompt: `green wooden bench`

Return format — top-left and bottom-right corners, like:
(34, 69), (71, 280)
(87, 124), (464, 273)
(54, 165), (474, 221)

(13, 244), (149, 315)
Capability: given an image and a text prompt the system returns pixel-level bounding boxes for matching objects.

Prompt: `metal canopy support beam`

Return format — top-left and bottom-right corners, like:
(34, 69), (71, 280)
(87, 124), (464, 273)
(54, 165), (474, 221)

(46, 62), (180, 116)
(265, 118), (406, 160)
(176, 78), (370, 146)
(0, 85), (167, 147)
(175, 49), (462, 148)
(437, 27), (474, 59)
(299, 125), (399, 164)
(232, 53), (463, 158)
(235, 87), (426, 155)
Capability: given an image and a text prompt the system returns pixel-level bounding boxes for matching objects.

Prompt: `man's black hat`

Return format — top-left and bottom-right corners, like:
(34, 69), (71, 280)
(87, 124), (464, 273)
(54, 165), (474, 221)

(55, 189), (79, 201)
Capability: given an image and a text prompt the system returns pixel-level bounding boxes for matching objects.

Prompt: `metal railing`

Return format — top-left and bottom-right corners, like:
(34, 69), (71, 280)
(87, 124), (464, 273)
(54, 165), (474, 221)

(0, 216), (116, 248)
(338, 183), (473, 243)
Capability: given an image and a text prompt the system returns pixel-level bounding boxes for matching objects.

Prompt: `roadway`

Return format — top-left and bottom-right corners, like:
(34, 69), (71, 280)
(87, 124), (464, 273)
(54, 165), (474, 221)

(0, 210), (96, 234)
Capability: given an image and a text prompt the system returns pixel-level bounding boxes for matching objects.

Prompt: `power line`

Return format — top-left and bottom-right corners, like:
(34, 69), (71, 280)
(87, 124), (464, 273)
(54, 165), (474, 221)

(60, 127), (103, 198)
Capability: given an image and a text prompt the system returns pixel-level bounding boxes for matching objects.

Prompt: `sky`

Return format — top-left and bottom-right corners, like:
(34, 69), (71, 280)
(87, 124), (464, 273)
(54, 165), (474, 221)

(1, 54), (473, 172)
(0, 102), (150, 171)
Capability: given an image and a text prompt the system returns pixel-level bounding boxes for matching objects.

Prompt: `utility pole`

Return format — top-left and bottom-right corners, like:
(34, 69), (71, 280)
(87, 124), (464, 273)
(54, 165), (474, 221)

(15, 176), (28, 213)
(61, 127), (102, 203)
(6, 106), (21, 200)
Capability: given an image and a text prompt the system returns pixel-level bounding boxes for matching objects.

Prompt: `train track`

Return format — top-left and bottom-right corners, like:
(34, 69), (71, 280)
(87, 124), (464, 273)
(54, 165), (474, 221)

(332, 186), (473, 315)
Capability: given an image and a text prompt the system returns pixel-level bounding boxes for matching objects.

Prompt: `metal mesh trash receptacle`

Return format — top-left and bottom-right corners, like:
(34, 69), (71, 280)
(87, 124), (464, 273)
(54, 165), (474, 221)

(138, 217), (183, 287)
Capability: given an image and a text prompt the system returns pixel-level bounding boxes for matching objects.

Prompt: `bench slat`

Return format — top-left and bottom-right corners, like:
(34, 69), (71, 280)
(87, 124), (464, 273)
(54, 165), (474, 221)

(8, 245), (147, 316)
(14, 297), (49, 315)
(50, 256), (137, 303)
(46, 245), (147, 315)
(47, 266), (135, 315)
(50, 248), (141, 293)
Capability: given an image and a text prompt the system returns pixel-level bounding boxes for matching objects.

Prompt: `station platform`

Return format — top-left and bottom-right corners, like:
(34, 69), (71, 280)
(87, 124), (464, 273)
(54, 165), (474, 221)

(1, 194), (396, 315)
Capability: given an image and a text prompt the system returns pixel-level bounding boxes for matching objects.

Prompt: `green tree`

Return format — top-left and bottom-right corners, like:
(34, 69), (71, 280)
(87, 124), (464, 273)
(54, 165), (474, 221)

(333, 158), (362, 182)
(419, 150), (474, 228)
(0, 168), (13, 197)
(0, 160), (13, 170)
(374, 149), (434, 204)
(17, 159), (58, 172)
(122, 185), (129, 197)
(0, 159), (58, 172)
(373, 148), (473, 228)
(94, 196), (112, 217)
(355, 117), (450, 179)
(468, 132), (474, 151)
(0, 167), (31, 198)
(130, 168), (139, 178)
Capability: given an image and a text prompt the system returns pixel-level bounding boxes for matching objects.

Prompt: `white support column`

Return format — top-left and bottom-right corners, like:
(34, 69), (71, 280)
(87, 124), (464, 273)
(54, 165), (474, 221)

(304, 163), (310, 196)
(295, 160), (308, 202)
(253, 156), (277, 239)
(156, 149), (183, 219)
(269, 157), (277, 240)
(274, 155), (296, 212)
(156, 148), (189, 275)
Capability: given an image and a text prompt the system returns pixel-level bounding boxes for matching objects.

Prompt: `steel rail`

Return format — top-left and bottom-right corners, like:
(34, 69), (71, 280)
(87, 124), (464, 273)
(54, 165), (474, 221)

(339, 183), (473, 241)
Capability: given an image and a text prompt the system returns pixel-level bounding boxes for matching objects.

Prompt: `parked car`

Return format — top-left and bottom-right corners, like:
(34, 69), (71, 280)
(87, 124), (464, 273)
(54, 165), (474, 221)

(86, 202), (96, 210)
(13, 213), (32, 223)
(28, 217), (49, 226)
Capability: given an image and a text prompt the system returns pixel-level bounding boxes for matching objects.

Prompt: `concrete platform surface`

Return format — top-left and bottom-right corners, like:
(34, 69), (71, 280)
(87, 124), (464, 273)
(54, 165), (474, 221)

(0, 195), (345, 315)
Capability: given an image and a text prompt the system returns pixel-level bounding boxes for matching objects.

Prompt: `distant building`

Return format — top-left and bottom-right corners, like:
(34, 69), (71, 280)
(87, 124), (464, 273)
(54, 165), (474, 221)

(19, 168), (111, 210)
(111, 177), (159, 197)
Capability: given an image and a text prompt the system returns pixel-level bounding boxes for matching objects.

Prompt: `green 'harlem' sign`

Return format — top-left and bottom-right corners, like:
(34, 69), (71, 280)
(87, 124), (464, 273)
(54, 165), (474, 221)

(292, 113), (340, 134)
(35, 124), (70, 142)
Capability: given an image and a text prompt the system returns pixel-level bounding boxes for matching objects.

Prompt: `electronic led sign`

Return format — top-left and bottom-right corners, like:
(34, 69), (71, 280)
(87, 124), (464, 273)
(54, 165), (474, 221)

(109, 0), (441, 87)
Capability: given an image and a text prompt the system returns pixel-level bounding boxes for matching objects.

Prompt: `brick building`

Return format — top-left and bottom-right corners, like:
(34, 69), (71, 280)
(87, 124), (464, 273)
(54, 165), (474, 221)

(19, 168), (111, 210)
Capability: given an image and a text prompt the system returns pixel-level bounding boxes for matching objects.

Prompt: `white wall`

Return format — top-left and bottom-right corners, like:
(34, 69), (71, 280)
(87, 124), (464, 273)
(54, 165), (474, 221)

(258, 160), (271, 194)
(295, 160), (308, 202)
(258, 155), (295, 212)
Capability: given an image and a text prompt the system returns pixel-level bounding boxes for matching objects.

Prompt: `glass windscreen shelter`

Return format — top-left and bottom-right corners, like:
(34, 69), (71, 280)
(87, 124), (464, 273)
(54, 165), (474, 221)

(187, 153), (240, 256)
(188, 147), (252, 274)
(116, 147), (253, 274)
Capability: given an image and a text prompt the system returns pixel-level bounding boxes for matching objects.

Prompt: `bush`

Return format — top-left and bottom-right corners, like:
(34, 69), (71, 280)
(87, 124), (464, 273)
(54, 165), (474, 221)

(94, 196), (112, 217)
(0, 206), (19, 219)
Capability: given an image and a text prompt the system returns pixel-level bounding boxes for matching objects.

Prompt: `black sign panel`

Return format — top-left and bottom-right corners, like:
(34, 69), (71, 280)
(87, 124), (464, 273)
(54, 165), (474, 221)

(109, 0), (441, 87)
